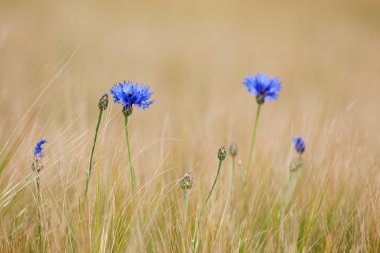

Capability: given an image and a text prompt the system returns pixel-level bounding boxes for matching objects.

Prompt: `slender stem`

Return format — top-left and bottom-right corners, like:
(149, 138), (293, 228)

(243, 105), (262, 186)
(36, 174), (43, 252)
(230, 157), (236, 195)
(83, 109), (104, 207)
(125, 116), (136, 206)
(199, 160), (223, 218)
(279, 156), (303, 222)
(184, 190), (189, 219)
(192, 160), (224, 252)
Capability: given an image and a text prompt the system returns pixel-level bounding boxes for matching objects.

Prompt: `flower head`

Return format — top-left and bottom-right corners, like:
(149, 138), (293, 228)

(243, 73), (282, 105)
(293, 136), (305, 154)
(110, 81), (154, 113)
(34, 139), (47, 159)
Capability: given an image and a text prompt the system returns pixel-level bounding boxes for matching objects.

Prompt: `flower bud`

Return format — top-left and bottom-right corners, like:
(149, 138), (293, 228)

(180, 171), (193, 191)
(122, 105), (133, 117)
(217, 146), (226, 161)
(293, 137), (305, 154)
(98, 93), (109, 110)
(229, 142), (238, 157)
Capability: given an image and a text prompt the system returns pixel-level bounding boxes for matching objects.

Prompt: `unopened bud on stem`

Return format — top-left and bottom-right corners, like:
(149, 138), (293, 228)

(180, 172), (193, 191)
(98, 93), (109, 110)
(218, 146), (227, 161)
(229, 142), (238, 157)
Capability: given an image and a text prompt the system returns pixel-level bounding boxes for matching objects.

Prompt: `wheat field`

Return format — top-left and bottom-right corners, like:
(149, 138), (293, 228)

(0, 0), (380, 252)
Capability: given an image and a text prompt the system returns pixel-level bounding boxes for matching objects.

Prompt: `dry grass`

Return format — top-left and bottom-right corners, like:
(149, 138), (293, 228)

(0, 0), (380, 252)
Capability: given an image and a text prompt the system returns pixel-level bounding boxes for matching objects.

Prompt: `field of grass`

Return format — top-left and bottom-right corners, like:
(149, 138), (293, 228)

(0, 0), (380, 252)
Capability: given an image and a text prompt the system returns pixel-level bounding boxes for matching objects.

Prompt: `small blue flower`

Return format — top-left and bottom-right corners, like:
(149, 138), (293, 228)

(243, 73), (282, 104)
(34, 139), (47, 158)
(110, 81), (154, 110)
(293, 137), (305, 154)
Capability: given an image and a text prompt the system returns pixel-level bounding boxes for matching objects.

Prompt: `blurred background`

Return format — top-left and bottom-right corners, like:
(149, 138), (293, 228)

(1, 1), (380, 251)
(0, 0), (379, 180)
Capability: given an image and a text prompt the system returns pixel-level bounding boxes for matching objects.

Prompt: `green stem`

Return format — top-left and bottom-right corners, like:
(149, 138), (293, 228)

(192, 159), (224, 252)
(243, 105), (262, 186)
(83, 109), (104, 207)
(279, 156), (303, 222)
(184, 190), (189, 220)
(230, 157), (236, 195)
(125, 116), (136, 206)
(36, 174), (43, 252)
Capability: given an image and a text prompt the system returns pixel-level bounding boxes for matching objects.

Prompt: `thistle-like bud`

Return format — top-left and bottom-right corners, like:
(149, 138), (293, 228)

(180, 171), (193, 191)
(122, 105), (133, 117)
(217, 146), (227, 161)
(98, 93), (109, 110)
(229, 141), (238, 157)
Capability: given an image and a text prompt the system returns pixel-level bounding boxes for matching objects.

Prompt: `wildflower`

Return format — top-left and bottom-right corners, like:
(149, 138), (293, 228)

(98, 93), (109, 110)
(280, 137), (306, 222)
(110, 80), (154, 206)
(34, 139), (46, 159)
(110, 81), (154, 114)
(242, 72), (282, 186)
(243, 73), (282, 105)
(293, 136), (305, 154)
(32, 139), (46, 250)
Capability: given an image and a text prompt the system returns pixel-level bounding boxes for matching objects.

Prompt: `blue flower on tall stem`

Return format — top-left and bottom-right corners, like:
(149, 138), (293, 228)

(110, 81), (154, 206)
(32, 139), (46, 251)
(279, 136), (306, 224)
(242, 73), (282, 186)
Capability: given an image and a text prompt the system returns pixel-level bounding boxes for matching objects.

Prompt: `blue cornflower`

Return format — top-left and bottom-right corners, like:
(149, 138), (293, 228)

(34, 139), (47, 158)
(243, 73), (282, 105)
(110, 81), (154, 112)
(293, 137), (305, 154)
